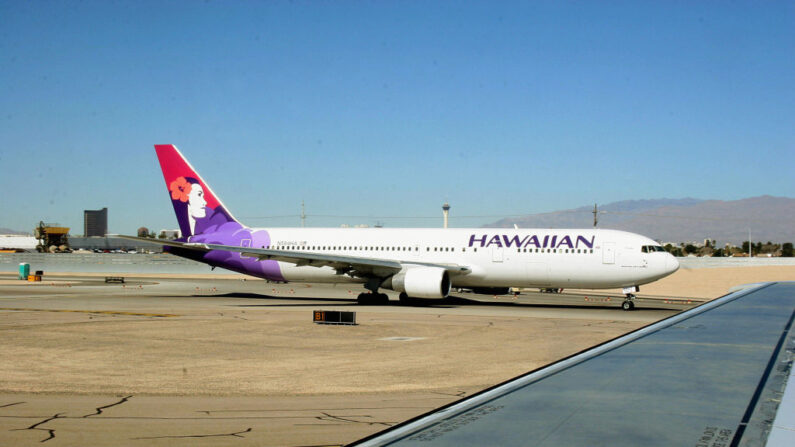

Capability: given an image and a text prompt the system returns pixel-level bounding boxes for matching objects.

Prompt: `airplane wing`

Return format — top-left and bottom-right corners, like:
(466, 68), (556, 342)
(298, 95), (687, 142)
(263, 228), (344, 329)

(350, 281), (795, 446)
(115, 235), (471, 278)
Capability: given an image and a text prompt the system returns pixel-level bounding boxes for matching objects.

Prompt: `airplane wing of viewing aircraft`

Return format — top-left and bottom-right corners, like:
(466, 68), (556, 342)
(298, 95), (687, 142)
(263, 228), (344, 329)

(349, 281), (795, 447)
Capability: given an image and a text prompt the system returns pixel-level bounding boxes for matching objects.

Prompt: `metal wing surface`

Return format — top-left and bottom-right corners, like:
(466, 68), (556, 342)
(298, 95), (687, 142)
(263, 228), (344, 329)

(350, 281), (795, 447)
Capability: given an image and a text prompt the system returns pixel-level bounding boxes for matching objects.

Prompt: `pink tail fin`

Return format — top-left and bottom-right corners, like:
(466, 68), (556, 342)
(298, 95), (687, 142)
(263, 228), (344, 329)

(154, 144), (238, 238)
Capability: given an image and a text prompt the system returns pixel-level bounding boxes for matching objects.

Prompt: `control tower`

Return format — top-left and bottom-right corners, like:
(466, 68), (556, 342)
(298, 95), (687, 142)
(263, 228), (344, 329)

(442, 202), (450, 229)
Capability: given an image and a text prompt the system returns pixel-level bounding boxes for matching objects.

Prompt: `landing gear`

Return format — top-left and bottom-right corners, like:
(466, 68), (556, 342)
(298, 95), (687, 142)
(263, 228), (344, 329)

(357, 292), (389, 305)
(398, 293), (429, 306)
(357, 278), (390, 305)
(622, 293), (636, 311)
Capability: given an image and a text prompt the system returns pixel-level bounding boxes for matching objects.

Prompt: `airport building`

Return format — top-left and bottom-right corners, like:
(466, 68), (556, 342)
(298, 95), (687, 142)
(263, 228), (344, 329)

(69, 236), (164, 253)
(84, 207), (108, 237)
(0, 235), (38, 252)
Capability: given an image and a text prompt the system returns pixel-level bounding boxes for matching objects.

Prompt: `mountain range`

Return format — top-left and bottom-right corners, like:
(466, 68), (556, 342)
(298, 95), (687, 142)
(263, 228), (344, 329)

(3, 196), (793, 246)
(485, 196), (795, 246)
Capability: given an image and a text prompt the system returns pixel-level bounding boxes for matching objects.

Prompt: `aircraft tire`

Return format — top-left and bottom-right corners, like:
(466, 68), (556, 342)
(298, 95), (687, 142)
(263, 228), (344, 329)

(621, 300), (635, 311)
(357, 292), (390, 305)
(357, 293), (374, 305)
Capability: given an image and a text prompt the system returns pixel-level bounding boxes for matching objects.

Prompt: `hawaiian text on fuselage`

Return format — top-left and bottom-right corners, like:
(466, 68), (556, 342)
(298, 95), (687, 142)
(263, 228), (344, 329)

(468, 234), (595, 249)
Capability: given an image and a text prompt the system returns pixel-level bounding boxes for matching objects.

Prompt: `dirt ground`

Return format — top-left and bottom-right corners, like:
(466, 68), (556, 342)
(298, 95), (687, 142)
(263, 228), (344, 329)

(0, 266), (792, 446)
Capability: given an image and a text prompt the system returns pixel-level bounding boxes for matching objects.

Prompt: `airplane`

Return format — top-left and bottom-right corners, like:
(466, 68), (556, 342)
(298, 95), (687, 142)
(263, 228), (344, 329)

(121, 144), (680, 310)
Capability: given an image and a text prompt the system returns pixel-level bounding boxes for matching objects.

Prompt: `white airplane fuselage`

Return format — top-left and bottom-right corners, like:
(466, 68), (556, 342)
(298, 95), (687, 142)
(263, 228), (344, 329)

(233, 227), (678, 290)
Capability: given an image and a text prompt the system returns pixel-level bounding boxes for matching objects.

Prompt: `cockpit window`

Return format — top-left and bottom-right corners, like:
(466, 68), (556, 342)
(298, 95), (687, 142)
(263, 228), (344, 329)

(642, 245), (665, 253)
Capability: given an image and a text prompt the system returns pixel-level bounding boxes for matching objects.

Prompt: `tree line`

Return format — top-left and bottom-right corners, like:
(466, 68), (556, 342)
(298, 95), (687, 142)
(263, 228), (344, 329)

(663, 240), (793, 257)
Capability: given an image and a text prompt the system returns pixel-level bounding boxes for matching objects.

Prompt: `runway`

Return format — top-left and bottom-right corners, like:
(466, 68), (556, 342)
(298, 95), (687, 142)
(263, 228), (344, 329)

(0, 273), (688, 446)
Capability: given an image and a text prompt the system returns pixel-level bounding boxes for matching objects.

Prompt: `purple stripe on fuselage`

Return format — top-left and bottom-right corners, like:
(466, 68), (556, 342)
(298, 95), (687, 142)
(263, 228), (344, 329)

(188, 222), (284, 281)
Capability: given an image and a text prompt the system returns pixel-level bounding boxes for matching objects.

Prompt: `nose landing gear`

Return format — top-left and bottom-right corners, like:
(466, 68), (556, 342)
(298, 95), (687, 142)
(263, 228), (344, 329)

(621, 286), (639, 311)
(621, 294), (636, 311)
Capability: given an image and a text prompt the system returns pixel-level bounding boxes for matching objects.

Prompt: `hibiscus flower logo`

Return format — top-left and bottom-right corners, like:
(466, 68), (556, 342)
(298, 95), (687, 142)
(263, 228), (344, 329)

(169, 176), (192, 202)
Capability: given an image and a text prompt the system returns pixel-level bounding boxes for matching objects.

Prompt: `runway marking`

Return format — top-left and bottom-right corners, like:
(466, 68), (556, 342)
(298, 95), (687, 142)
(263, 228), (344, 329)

(0, 307), (179, 318)
(378, 337), (426, 342)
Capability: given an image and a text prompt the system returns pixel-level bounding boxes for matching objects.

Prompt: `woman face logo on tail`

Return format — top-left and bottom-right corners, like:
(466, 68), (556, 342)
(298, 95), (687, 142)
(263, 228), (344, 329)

(188, 183), (207, 220)
(169, 176), (209, 236)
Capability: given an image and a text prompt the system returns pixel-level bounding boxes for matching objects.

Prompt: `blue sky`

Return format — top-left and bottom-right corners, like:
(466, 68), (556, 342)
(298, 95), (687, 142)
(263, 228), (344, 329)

(1, 1), (793, 234)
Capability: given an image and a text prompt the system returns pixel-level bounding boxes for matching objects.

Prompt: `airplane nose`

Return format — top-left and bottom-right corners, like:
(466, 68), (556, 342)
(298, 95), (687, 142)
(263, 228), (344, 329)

(666, 255), (680, 273)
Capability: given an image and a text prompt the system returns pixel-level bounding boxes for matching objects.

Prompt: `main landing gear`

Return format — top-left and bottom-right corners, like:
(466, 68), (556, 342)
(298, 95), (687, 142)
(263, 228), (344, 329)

(357, 278), (390, 305)
(398, 292), (421, 306)
(621, 294), (636, 311)
(357, 292), (389, 305)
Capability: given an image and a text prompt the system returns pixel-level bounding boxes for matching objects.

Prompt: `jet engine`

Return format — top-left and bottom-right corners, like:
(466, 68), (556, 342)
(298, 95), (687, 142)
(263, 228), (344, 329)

(383, 267), (451, 299)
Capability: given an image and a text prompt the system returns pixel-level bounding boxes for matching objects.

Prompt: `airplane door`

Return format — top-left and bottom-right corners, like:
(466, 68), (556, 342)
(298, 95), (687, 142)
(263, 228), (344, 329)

(602, 242), (615, 264)
(492, 247), (504, 263)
